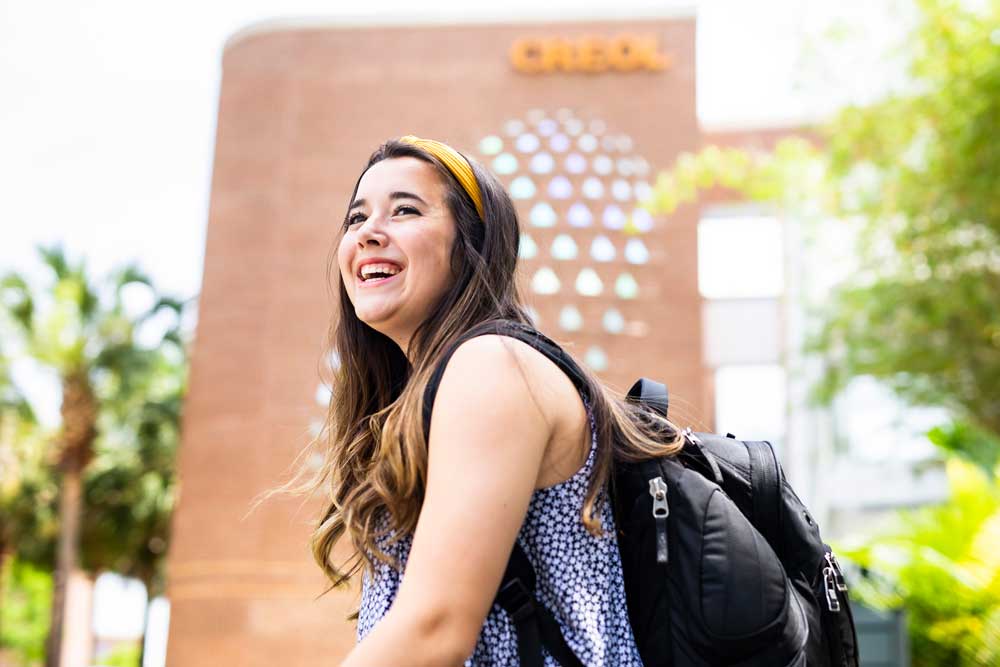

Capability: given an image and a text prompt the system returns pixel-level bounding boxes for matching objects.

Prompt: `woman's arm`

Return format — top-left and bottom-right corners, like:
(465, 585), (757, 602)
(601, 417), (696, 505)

(340, 334), (555, 667)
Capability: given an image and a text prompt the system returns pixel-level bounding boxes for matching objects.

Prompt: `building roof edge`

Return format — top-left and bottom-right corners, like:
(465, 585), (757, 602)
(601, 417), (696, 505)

(223, 6), (698, 55)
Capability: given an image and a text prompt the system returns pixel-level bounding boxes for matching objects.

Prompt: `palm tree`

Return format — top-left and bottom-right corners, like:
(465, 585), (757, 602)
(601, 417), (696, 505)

(0, 244), (188, 667)
(0, 347), (44, 650)
(81, 351), (186, 667)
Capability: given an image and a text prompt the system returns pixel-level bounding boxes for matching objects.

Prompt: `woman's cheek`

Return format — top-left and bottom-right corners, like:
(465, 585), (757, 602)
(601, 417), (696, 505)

(337, 244), (353, 290)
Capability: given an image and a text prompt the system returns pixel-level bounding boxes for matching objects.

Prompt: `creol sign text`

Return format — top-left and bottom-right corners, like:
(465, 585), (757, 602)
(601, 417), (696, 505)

(510, 33), (671, 74)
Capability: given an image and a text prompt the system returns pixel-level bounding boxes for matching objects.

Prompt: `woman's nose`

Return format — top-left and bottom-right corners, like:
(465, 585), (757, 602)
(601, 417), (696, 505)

(355, 214), (388, 246)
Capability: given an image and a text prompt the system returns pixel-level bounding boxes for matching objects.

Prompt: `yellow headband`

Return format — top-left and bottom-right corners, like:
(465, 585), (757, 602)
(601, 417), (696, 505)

(399, 135), (485, 221)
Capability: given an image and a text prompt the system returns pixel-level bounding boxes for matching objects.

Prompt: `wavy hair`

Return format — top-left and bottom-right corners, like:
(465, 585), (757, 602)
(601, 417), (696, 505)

(251, 137), (690, 600)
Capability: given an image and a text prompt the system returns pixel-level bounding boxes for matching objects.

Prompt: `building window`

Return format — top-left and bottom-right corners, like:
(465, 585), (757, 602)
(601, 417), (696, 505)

(518, 233), (538, 260)
(559, 305), (583, 331)
(602, 308), (625, 333)
(493, 153), (518, 175)
(510, 175), (536, 199)
(714, 364), (786, 456)
(531, 267), (560, 294)
(575, 268), (603, 296)
(585, 346), (609, 371)
(529, 201), (556, 227)
(590, 235), (616, 262)
(614, 273), (639, 299)
(567, 202), (593, 228)
(551, 234), (578, 261)
(832, 376), (946, 461)
(698, 211), (783, 299)
(530, 152), (555, 174)
(624, 239), (650, 265)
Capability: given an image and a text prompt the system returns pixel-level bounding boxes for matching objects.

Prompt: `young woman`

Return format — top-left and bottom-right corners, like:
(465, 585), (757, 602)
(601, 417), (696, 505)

(299, 135), (686, 666)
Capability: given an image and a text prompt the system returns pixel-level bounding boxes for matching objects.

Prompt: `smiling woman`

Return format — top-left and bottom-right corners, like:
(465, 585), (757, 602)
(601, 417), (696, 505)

(258, 135), (686, 667)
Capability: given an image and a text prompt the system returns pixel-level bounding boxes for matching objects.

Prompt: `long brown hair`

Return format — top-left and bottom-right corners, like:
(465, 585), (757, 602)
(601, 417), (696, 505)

(252, 137), (687, 598)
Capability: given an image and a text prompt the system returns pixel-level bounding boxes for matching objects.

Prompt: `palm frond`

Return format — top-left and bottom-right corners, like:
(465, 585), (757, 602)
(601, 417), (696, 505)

(37, 243), (71, 281)
(114, 265), (153, 292)
(0, 272), (35, 333)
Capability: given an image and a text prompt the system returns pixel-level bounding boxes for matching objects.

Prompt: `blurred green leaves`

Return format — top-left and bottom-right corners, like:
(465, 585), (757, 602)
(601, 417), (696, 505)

(0, 243), (193, 663)
(647, 0), (1000, 450)
(0, 558), (52, 666)
(841, 458), (1000, 665)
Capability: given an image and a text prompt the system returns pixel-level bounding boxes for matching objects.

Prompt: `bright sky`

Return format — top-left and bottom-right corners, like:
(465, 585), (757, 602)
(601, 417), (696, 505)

(0, 0), (906, 654)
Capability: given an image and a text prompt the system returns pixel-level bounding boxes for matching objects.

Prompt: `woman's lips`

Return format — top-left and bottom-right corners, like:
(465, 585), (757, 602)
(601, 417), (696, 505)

(358, 268), (403, 288)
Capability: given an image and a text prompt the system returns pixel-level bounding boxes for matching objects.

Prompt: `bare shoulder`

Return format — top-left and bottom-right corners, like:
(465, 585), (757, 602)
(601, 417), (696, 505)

(442, 333), (578, 424)
(437, 333), (589, 487)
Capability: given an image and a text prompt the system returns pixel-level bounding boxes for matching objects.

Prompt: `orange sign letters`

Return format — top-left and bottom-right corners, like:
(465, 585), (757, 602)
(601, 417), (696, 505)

(509, 34), (671, 74)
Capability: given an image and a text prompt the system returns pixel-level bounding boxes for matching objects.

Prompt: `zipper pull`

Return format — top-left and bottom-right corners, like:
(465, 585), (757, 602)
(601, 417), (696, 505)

(648, 476), (670, 564)
(826, 552), (848, 592)
(683, 427), (723, 485)
(823, 566), (842, 612)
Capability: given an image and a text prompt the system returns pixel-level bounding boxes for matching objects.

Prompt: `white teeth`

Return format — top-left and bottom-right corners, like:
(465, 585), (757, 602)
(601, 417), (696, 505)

(360, 263), (402, 280)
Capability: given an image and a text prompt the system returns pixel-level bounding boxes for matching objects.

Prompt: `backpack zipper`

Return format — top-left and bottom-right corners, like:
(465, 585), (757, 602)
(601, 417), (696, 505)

(822, 552), (849, 612)
(822, 566), (841, 612)
(820, 547), (859, 665)
(827, 551), (848, 592)
(682, 427), (724, 485)
(648, 476), (670, 564)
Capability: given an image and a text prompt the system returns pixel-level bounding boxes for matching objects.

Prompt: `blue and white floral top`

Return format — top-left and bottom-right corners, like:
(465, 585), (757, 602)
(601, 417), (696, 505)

(356, 395), (643, 666)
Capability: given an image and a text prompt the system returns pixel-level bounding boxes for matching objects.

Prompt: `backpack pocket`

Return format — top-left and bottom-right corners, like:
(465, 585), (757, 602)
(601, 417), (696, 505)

(675, 477), (809, 662)
(616, 459), (809, 665)
(699, 487), (790, 640)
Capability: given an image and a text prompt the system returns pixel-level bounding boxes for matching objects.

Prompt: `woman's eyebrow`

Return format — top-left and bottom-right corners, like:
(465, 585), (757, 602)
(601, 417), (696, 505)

(348, 191), (429, 212)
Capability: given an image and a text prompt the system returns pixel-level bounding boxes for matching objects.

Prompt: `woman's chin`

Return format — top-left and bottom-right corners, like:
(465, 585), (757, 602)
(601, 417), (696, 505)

(355, 303), (399, 328)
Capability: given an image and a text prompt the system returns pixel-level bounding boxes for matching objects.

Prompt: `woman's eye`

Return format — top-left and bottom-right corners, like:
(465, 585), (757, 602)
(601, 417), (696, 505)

(344, 206), (419, 229)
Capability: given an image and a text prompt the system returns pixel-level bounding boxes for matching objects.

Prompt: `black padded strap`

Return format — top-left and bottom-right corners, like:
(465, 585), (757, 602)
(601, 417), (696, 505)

(496, 543), (585, 667)
(495, 580), (544, 666)
(744, 440), (782, 549)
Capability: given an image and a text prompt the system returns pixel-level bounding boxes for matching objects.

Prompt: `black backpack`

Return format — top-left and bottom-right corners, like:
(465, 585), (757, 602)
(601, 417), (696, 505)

(423, 319), (860, 666)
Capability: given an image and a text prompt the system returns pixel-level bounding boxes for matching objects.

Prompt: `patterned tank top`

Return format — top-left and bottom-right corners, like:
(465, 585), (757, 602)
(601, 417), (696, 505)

(356, 395), (644, 666)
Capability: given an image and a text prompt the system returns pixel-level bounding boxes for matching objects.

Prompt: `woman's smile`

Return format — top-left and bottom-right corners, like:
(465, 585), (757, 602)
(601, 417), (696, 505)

(358, 268), (404, 288)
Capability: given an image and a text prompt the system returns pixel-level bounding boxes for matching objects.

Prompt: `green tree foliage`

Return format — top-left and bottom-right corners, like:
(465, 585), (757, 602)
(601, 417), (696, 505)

(81, 355), (184, 600)
(0, 558), (52, 667)
(814, 0), (1000, 441)
(0, 245), (191, 666)
(840, 458), (1000, 666)
(94, 641), (141, 667)
(645, 0), (1000, 455)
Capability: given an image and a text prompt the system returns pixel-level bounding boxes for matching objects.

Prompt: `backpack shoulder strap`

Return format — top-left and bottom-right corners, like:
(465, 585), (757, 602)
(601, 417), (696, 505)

(496, 542), (585, 667)
(744, 440), (783, 549)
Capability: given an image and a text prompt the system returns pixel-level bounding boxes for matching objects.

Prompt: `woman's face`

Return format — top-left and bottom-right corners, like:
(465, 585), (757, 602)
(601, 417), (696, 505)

(338, 156), (458, 357)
